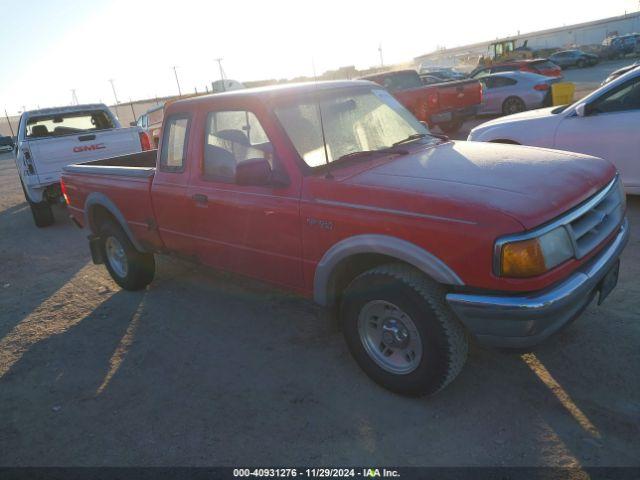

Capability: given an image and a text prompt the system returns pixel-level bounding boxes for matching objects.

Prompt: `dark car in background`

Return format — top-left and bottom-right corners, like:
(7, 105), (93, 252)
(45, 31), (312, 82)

(470, 59), (562, 79)
(549, 49), (599, 69)
(418, 66), (467, 82)
(0, 136), (14, 152)
(601, 61), (640, 85)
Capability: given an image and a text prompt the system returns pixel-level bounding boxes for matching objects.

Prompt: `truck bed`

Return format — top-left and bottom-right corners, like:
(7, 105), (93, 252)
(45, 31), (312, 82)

(62, 149), (163, 250)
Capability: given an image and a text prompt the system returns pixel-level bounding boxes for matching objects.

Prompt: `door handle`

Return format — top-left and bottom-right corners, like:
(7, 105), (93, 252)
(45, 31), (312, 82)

(192, 193), (208, 204)
(78, 134), (96, 141)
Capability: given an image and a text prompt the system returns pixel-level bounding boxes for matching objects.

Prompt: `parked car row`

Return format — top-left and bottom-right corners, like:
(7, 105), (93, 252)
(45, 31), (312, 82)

(469, 64), (640, 194)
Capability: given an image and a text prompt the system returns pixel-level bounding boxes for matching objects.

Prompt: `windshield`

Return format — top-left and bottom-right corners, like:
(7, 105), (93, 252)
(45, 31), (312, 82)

(274, 88), (433, 168)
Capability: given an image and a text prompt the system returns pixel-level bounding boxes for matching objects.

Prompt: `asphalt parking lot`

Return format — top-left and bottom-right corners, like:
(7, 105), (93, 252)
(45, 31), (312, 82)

(0, 143), (639, 467)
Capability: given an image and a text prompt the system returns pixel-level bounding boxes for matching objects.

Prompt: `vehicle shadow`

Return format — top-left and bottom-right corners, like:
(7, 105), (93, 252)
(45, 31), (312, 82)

(1, 248), (638, 466)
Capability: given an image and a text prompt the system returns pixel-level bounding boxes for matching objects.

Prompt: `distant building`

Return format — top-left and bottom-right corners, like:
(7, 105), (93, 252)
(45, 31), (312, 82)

(415, 11), (640, 68)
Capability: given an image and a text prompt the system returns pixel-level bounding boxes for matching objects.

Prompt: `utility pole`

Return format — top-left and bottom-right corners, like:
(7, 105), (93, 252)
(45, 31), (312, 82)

(108, 79), (121, 118)
(214, 58), (226, 91)
(4, 108), (15, 137)
(129, 98), (137, 122)
(378, 43), (384, 68)
(173, 66), (182, 96)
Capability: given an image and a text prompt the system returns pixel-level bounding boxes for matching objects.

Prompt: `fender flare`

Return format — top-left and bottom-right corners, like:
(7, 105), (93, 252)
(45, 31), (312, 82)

(313, 234), (464, 306)
(84, 192), (147, 252)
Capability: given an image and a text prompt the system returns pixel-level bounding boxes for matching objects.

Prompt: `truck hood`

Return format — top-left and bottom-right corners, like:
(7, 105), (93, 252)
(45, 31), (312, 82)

(346, 141), (615, 230)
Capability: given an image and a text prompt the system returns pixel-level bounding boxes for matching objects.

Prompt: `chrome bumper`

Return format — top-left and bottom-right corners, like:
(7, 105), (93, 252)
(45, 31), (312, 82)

(446, 218), (629, 348)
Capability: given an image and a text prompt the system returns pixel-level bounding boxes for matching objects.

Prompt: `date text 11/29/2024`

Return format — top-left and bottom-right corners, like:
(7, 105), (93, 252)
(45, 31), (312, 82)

(233, 468), (400, 478)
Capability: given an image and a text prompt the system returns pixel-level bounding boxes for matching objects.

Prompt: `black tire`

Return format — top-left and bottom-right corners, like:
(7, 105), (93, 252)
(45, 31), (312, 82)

(502, 96), (526, 116)
(439, 118), (463, 135)
(99, 220), (155, 290)
(20, 178), (54, 228)
(577, 59), (586, 68)
(340, 264), (468, 396)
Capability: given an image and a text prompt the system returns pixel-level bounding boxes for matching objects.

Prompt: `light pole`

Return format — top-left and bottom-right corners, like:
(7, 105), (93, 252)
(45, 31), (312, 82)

(4, 108), (15, 137)
(109, 79), (121, 118)
(378, 43), (384, 68)
(173, 66), (182, 96)
(71, 89), (79, 105)
(214, 58), (226, 91)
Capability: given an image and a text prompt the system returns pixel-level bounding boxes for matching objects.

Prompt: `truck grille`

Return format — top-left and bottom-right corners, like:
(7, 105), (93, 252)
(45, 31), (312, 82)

(566, 176), (625, 259)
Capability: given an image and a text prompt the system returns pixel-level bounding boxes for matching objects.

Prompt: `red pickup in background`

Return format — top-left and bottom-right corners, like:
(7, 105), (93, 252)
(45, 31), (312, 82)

(360, 70), (482, 133)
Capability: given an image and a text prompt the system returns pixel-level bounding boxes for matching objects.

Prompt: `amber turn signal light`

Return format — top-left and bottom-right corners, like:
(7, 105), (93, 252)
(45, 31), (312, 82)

(500, 238), (547, 278)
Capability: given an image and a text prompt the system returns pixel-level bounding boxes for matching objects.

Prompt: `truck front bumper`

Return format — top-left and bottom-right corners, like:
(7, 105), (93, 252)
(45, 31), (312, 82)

(446, 218), (629, 348)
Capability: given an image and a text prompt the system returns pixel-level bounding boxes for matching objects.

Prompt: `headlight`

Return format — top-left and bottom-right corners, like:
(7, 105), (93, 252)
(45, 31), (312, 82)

(498, 227), (573, 278)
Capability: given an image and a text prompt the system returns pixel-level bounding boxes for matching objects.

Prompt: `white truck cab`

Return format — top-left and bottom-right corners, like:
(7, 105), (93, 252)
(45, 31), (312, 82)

(15, 104), (151, 227)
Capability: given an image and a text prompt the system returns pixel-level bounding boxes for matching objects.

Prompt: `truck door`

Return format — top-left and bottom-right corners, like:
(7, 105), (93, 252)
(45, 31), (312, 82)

(151, 113), (198, 256)
(186, 109), (303, 289)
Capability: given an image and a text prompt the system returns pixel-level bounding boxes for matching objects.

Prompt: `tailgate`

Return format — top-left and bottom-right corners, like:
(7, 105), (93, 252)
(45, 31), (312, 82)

(436, 79), (482, 110)
(29, 127), (142, 184)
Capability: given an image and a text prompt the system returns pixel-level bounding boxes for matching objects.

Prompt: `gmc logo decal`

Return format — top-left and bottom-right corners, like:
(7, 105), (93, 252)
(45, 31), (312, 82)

(73, 143), (106, 153)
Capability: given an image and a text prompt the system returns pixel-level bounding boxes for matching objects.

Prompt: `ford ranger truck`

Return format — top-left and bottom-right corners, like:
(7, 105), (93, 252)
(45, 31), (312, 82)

(15, 104), (152, 227)
(360, 70), (482, 134)
(61, 81), (628, 397)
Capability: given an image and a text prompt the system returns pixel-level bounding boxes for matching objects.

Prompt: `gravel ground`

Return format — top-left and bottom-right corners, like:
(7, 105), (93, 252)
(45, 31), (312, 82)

(0, 150), (638, 467)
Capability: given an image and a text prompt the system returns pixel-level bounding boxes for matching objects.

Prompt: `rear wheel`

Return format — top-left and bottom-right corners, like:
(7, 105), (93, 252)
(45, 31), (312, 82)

(20, 178), (54, 228)
(340, 264), (468, 396)
(99, 220), (155, 290)
(502, 96), (526, 116)
(439, 118), (463, 135)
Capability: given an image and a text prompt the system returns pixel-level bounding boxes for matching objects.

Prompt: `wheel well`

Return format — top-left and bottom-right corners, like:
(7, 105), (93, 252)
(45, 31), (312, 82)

(89, 204), (118, 234)
(489, 139), (520, 145)
(326, 253), (415, 308)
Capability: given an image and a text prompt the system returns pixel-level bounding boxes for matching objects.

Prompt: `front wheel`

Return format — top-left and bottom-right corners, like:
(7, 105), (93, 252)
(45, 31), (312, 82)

(340, 264), (468, 396)
(99, 220), (155, 290)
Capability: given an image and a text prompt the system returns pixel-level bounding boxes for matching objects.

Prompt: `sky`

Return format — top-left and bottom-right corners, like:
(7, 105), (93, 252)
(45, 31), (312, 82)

(1, 0), (638, 115)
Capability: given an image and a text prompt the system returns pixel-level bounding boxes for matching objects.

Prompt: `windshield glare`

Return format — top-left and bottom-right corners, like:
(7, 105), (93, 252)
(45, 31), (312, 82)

(274, 89), (431, 168)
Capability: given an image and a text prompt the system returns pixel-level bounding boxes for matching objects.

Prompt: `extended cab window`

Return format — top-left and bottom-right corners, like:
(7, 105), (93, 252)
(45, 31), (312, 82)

(203, 110), (272, 182)
(160, 116), (189, 172)
(25, 110), (114, 138)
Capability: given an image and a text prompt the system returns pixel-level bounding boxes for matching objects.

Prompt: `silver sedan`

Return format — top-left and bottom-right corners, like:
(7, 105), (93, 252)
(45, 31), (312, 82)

(477, 71), (560, 116)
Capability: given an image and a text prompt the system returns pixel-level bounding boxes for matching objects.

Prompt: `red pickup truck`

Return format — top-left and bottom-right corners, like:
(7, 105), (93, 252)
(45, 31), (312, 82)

(62, 81), (628, 396)
(360, 70), (482, 133)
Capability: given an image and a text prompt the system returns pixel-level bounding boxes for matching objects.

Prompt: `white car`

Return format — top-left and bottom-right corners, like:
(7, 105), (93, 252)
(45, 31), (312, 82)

(15, 104), (151, 227)
(468, 66), (640, 194)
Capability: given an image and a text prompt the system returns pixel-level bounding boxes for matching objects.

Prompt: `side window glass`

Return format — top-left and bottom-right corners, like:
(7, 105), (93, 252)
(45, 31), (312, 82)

(591, 77), (640, 114)
(203, 110), (273, 182)
(159, 116), (189, 172)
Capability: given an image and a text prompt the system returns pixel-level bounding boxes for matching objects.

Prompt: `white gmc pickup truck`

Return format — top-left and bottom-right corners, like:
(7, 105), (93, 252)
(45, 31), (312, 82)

(14, 104), (151, 227)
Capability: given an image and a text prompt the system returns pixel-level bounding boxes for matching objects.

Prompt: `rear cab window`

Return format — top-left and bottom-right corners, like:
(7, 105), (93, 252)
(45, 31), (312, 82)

(26, 110), (115, 139)
(159, 115), (190, 172)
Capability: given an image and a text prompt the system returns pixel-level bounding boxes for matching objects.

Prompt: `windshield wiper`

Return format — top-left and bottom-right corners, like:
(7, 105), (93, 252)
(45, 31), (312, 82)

(392, 133), (428, 147)
(392, 132), (449, 147)
(333, 147), (409, 164)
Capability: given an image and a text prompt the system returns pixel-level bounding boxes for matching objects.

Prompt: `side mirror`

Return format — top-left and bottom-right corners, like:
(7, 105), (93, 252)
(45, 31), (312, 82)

(235, 158), (273, 186)
(575, 103), (588, 117)
(130, 121), (137, 127)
